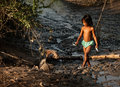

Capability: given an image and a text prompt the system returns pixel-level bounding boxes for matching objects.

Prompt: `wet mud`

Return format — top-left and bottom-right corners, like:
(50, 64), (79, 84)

(0, 53), (120, 87)
(0, 0), (120, 87)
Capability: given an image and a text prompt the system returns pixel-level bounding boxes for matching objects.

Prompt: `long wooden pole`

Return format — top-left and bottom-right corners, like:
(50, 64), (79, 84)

(95, 0), (108, 44)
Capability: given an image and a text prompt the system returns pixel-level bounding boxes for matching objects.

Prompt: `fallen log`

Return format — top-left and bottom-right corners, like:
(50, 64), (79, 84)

(46, 54), (120, 60)
(0, 51), (34, 66)
(90, 54), (120, 59)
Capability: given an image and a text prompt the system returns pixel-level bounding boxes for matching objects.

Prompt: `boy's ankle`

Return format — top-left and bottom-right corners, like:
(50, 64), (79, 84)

(88, 66), (91, 67)
(88, 65), (91, 67)
(82, 65), (85, 67)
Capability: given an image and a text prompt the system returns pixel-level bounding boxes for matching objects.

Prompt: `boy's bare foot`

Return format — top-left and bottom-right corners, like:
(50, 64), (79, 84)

(88, 65), (91, 67)
(77, 66), (84, 70)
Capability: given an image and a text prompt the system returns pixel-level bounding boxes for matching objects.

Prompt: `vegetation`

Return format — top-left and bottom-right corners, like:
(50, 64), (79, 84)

(0, 0), (55, 58)
(0, 0), (54, 38)
(1, 0), (33, 38)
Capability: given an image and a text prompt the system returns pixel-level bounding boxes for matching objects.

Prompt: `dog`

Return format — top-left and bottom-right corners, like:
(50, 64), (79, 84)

(39, 49), (59, 71)
(45, 49), (59, 59)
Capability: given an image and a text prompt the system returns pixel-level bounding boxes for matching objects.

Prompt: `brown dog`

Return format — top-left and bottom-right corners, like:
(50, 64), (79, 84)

(45, 49), (59, 59)
(39, 49), (59, 71)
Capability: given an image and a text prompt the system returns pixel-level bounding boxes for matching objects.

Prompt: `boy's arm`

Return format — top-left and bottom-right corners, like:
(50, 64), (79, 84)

(92, 27), (98, 48)
(75, 27), (83, 45)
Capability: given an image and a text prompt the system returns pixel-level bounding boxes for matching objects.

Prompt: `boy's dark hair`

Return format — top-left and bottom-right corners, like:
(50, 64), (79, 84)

(82, 14), (93, 26)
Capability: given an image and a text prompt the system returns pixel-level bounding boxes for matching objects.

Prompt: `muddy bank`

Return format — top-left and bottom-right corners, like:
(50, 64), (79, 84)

(0, 40), (99, 87)
(0, 39), (40, 67)
(0, 48), (120, 87)
(0, 0), (120, 87)
(0, 39), (120, 87)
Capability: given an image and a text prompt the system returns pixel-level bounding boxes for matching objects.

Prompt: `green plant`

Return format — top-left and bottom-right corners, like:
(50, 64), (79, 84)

(0, 0), (55, 58)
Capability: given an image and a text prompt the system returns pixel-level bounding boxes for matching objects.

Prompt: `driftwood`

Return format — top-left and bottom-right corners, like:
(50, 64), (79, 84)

(59, 54), (120, 60)
(0, 51), (33, 66)
(90, 54), (120, 59)
(1, 49), (119, 70)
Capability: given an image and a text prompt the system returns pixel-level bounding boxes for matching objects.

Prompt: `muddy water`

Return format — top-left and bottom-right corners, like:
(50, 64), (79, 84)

(23, 0), (120, 87)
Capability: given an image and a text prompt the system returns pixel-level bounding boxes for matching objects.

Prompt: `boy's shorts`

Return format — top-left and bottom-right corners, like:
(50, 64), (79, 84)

(81, 40), (94, 48)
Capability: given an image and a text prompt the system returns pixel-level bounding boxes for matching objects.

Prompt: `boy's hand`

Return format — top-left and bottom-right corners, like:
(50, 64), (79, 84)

(95, 45), (99, 52)
(73, 42), (77, 46)
(95, 44), (98, 49)
(75, 42), (78, 45)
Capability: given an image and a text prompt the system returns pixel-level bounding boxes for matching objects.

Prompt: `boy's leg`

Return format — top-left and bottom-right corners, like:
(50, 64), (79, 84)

(82, 46), (91, 67)
(82, 47), (86, 67)
(87, 56), (91, 67)
(86, 46), (91, 67)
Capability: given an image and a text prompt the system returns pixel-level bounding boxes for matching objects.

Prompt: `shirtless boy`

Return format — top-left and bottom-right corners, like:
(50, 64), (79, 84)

(75, 14), (98, 69)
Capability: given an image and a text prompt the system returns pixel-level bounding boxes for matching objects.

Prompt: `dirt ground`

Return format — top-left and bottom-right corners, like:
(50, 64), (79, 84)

(0, 40), (120, 87)
(0, 0), (120, 87)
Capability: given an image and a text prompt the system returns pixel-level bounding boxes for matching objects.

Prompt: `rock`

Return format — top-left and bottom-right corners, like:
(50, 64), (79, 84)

(54, 70), (64, 74)
(10, 79), (16, 83)
(40, 82), (44, 87)
(82, 69), (89, 74)
(40, 63), (50, 71)
(39, 59), (46, 66)
(39, 59), (50, 71)
(32, 65), (39, 71)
